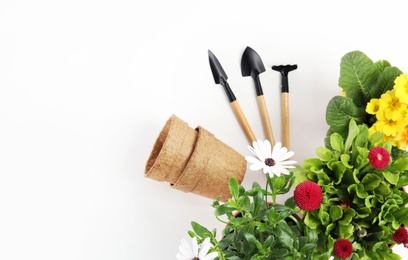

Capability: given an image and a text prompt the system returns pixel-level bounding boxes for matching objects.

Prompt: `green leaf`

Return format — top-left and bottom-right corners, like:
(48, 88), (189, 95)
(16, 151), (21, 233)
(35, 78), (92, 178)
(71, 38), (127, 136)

(228, 178), (239, 199)
(329, 134), (344, 153)
(269, 249), (290, 257)
(329, 205), (343, 221)
(348, 183), (368, 198)
(388, 157), (408, 173)
(382, 171), (399, 185)
(244, 233), (262, 250)
(318, 207), (330, 225)
(339, 50), (379, 106)
(344, 119), (360, 152)
(361, 173), (382, 190)
(374, 59), (391, 72)
(370, 66), (403, 98)
(340, 154), (353, 169)
(339, 222), (354, 238)
(374, 183), (391, 197)
(339, 207), (356, 225)
(325, 96), (366, 138)
(369, 132), (384, 145)
(191, 221), (213, 237)
(304, 212), (321, 229)
(316, 146), (334, 161)
(215, 204), (236, 216)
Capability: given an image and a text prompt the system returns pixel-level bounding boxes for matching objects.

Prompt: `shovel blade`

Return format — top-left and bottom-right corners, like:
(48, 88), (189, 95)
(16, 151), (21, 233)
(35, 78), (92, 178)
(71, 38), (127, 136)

(208, 50), (228, 84)
(241, 46), (266, 78)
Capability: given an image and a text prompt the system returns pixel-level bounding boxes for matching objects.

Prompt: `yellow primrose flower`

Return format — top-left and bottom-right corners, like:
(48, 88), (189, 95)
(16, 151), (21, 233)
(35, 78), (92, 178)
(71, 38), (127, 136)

(379, 89), (407, 121)
(394, 73), (408, 104)
(366, 98), (381, 115)
(375, 110), (407, 136)
(395, 126), (408, 150)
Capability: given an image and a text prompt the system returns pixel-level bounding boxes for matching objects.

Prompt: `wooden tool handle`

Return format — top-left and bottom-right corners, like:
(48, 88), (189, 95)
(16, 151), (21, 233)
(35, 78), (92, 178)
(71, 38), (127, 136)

(281, 92), (290, 149)
(230, 100), (257, 144)
(256, 95), (275, 146)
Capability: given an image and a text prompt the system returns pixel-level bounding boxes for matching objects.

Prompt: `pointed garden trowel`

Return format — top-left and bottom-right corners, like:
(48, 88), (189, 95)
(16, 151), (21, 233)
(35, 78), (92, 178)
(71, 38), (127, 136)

(241, 46), (275, 146)
(208, 50), (257, 144)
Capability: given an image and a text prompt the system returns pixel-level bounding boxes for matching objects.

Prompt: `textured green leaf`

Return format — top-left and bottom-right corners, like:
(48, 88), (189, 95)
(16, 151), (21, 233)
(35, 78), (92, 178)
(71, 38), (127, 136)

(370, 66), (403, 99)
(339, 50), (379, 106)
(340, 154), (353, 169)
(388, 157), (408, 173)
(339, 222), (354, 238)
(326, 96), (366, 138)
(329, 205), (343, 221)
(374, 59), (391, 72)
(330, 133), (344, 153)
(316, 146), (334, 161)
(361, 173), (382, 190)
(344, 119), (360, 152)
(348, 183), (369, 198)
(304, 212), (321, 229)
(382, 171), (399, 185)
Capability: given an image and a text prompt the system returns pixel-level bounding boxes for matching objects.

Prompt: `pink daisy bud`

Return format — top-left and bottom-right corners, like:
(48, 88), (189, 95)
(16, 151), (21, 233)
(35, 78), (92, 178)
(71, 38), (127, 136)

(392, 227), (408, 243)
(293, 181), (322, 211)
(368, 147), (390, 170)
(333, 239), (353, 259)
(339, 202), (350, 211)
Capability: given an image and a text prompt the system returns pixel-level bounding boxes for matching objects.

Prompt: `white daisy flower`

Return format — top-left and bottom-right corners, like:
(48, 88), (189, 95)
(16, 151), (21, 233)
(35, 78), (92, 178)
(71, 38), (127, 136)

(176, 237), (218, 260)
(245, 140), (297, 177)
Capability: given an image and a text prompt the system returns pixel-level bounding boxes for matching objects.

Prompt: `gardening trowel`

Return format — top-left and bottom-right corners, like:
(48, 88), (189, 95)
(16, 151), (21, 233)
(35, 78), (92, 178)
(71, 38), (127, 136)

(208, 50), (257, 144)
(241, 46), (275, 146)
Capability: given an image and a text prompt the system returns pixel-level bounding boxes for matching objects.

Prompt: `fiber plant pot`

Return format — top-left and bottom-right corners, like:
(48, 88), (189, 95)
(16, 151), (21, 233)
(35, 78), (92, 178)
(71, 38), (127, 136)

(145, 114), (246, 201)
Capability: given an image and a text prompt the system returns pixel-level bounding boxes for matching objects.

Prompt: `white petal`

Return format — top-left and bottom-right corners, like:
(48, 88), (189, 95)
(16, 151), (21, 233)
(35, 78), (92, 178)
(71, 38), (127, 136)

(176, 253), (189, 260)
(248, 144), (264, 161)
(248, 145), (258, 157)
(278, 160), (297, 165)
(271, 142), (282, 159)
(276, 151), (295, 162)
(263, 165), (271, 174)
(198, 238), (211, 257)
(178, 239), (193, 258)
(252, 141), (266, 161)
(250, 162), (265, 171)
(192, 237), (199, 257)
(279, 167), (290, 175)
(274, 147), (288, 162)
(245, 155), (262, 164)
(202, 252), (218, 260)
(269, 166), (281, 177)
(259, 140), (272, 158)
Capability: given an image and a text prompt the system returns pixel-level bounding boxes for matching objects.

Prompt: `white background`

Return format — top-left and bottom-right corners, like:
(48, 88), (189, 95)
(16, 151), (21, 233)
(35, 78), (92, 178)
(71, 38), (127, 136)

(1, 0), (408, 259)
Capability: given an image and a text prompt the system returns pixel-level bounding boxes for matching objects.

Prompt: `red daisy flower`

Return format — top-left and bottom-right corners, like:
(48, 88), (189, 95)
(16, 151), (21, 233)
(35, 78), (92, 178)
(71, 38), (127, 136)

(392, 227), (408, 243)
(293, 181), (322, 211)
(333, 239), (353, 259)
(368, 147), (390, 170)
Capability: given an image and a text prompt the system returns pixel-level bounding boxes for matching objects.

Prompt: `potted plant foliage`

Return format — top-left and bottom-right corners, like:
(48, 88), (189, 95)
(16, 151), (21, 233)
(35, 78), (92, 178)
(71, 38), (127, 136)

(177, 141), (323, 260)
(300, 50), (408, 259)
(175, 50), (408, 260)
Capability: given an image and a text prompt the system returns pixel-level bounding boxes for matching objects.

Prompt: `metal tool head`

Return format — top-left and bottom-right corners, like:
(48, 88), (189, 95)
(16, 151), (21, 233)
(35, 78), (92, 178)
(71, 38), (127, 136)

(241, 46), (266, 79)
(208, 50), (228, 85)
(208, 50), (236, 102)
(271, 64), (298, 76)
(272, 64), (298, 93)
